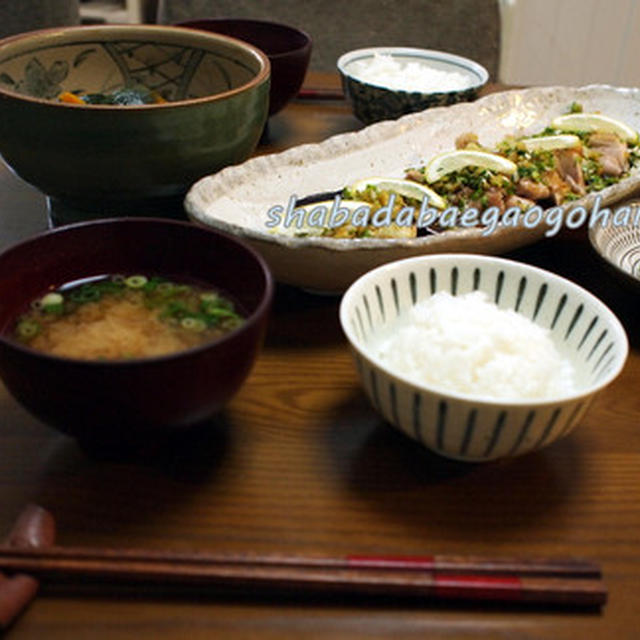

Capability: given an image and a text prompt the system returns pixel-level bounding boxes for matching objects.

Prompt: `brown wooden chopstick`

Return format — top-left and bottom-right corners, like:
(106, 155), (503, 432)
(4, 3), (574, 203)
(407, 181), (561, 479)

(0, 547), (601, 578)
(0, 547), (606, 607)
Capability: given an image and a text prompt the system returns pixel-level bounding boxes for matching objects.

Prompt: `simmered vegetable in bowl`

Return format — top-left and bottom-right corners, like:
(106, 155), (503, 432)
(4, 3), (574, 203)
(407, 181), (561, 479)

(58, 85), (168, 106)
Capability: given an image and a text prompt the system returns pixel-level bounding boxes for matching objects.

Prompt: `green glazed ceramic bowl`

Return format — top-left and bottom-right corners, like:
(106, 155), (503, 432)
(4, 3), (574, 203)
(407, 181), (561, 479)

(0, 24), (270, 215)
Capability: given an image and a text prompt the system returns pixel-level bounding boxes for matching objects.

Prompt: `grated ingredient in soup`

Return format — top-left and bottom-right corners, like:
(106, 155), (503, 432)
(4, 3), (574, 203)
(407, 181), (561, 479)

(374, 290), (576, 399)
(13, 275), (243, 360)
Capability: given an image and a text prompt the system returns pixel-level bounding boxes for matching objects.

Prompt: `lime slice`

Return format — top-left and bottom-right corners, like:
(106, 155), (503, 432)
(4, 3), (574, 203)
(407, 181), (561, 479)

(349, 176), (446, 209)
(551, 113), (638, 143)
(520, 134), (581, 151)
(424, 150), (518, 183)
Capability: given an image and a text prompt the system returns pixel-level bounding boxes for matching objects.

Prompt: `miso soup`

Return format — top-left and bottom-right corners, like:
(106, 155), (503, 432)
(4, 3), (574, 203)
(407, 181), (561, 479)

(13, 274), (244, 360)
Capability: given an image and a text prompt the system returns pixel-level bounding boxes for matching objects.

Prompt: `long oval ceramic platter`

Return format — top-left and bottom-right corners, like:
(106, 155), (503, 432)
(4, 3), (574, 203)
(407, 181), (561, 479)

(186, 85), (640, 293)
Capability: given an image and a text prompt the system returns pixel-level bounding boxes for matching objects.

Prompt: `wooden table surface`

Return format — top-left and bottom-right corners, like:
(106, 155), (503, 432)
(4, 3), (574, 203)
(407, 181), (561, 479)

(0, 76), (639, 639)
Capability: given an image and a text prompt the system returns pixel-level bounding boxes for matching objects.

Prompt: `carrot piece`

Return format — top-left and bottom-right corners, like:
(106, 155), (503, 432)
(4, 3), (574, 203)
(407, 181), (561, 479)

(58, 91), (85, 104)
(151, 91), (168, 104)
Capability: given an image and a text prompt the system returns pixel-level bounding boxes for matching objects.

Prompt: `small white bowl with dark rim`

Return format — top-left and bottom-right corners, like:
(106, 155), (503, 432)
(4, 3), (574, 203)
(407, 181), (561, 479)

(337, 46), (488, 124)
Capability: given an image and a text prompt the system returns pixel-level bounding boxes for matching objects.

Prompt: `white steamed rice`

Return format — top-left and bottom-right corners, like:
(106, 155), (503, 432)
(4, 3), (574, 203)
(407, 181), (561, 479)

(374, 291), (577, 399)
(348, 53), (472, 92)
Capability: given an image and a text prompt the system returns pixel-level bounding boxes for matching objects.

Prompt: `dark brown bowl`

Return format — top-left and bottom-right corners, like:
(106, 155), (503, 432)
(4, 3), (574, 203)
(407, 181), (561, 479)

(177, 18), (312, 115)
(0, 218), (273, 452)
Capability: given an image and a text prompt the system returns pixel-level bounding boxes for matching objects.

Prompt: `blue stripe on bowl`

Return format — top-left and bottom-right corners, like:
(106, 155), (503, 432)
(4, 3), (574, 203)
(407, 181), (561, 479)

(391, 277), (400, 315)
(363, 294), (373, 330)
(515, 276), (527, 312)
(429, 268), (437, 294)
(451, 267), (459, 295)
(494, 270), (505, 304)
(410, 271), (417, 304)
(551, 294), (567, 329)
(459, 409), (477, 456)
(508, 410), (535, 456)
(592, 342), (614, 374)
(375, 285), (385, 322)
(587, 329), (608, 361)
(597, 355), (616, 379)
(578, 316), (598, 350)
(484, 411), (507, 458)
(565, 303), (584, 340)
(534, 408), (561, 448)
(473, 268), (481, 291)
(533, 283), (548, 321)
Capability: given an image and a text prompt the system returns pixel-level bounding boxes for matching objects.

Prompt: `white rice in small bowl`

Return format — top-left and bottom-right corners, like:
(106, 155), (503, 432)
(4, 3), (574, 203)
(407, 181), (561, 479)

(346, 53), (474, 93)
(374, 290), (577, 401)
(339, 254), (628, 462)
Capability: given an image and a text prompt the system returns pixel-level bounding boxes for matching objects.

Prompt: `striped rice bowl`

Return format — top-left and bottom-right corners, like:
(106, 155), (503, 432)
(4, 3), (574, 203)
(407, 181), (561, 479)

(339, 254), (628, 462)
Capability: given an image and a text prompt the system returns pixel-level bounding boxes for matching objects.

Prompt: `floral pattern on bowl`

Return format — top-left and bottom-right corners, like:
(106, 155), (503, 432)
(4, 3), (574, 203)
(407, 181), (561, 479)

(0, 38), (255, 102)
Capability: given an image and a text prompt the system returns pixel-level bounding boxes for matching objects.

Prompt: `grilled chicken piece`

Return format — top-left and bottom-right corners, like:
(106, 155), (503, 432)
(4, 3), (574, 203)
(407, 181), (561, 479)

(505, 194), (536, 210)
(516, 178), (551, 201)
(405, 169), (425, 184)
(455, 132), (479, 150)
(485, 187), (506, 212)
(554, 148), (586, 196)
(544, 169), (571, 205)
(588, 132), (629, 176)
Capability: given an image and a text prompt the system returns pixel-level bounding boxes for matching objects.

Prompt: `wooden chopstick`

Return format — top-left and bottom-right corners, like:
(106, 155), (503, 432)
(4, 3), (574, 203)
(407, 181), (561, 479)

(0, 547), (606, 607)
(0, 547), (601, 578)
(344, 554), (602, 578)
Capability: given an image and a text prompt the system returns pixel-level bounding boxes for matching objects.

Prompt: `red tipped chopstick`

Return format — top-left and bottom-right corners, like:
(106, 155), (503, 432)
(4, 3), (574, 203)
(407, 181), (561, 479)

(0, 547), (601, 577)
(0, 546), (606, 607)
